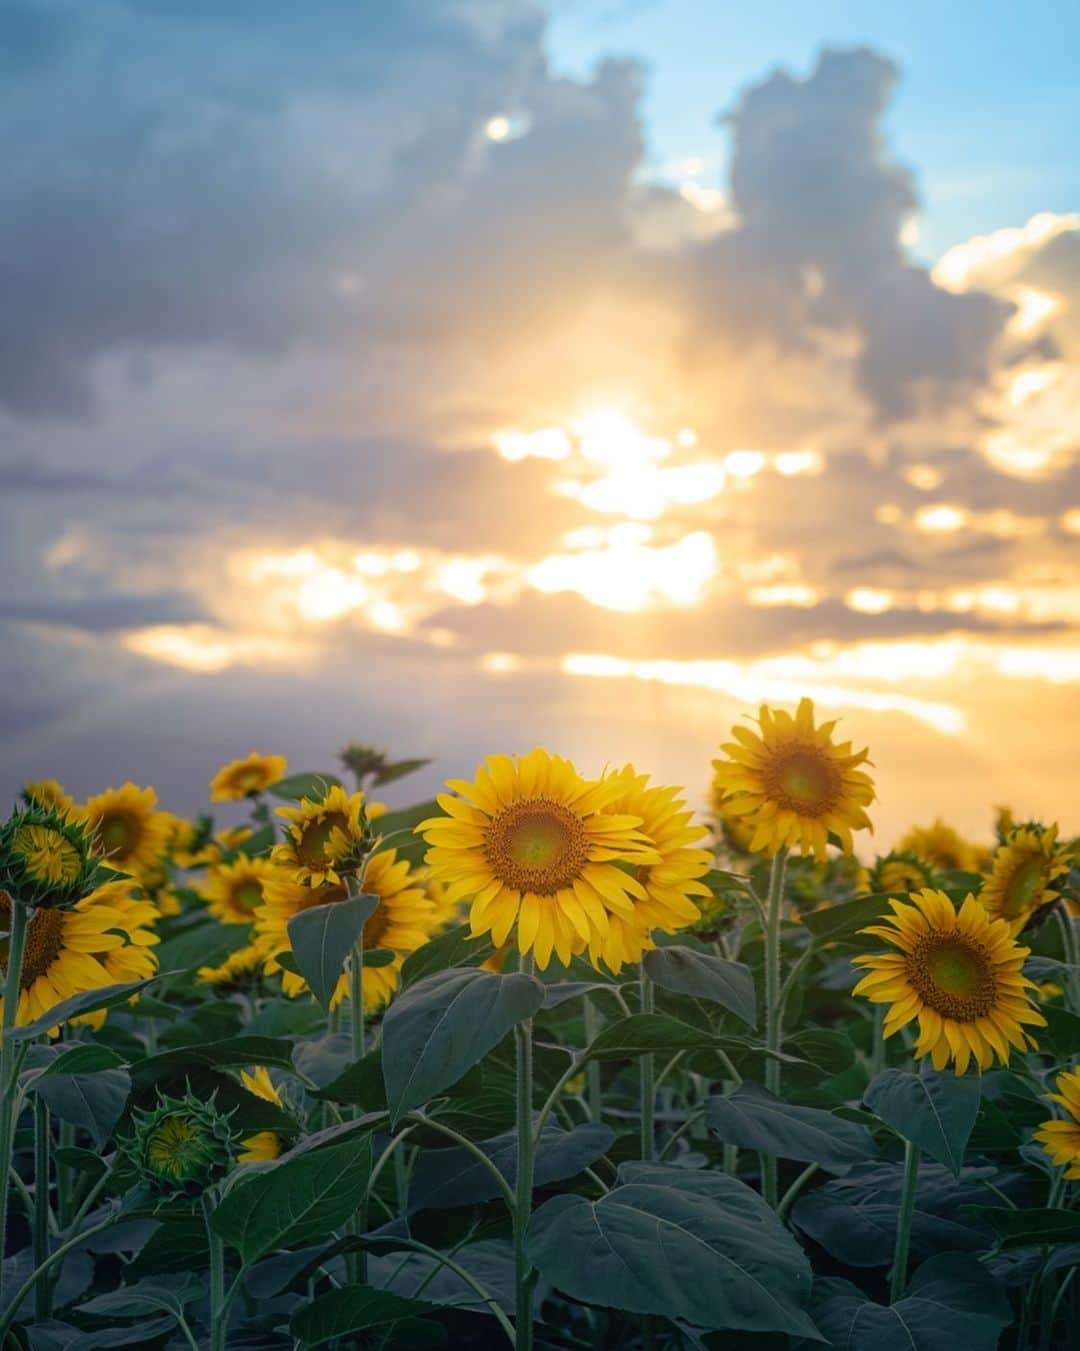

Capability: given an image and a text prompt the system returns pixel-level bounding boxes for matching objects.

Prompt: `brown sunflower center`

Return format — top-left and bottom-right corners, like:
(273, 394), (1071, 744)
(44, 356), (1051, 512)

(0, 892), (66, 989)
(237, 769), (266, 793)
(763, 747), (840, 816)
(907, 933), (997, 1021)
(232, 880), (264, 912)
(99, 812), (139, 859)
(296, 813), (349, 868)
(1002, 856), (1047, 917)
(484, 798), (590, 895)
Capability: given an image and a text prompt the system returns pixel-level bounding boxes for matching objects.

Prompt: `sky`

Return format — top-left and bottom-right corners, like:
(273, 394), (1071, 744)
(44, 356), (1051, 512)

(1, 0), (1078, 847)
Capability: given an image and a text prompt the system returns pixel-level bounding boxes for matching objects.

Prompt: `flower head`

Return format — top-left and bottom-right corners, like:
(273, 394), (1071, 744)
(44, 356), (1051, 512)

(197, 943), (265, 988)
(1033, 1067), (1080, 1180)
(80, 783), (172, 882)
(868, 850), (934, 897)
(202, 855), (275, 925)
(271, 785), (369, 885)
(853, 887), (1046, 1074)
(980, 823), (1069, 933)
(124, 1090), (238, 1201)
(22, 780), (75, 818)
(897, 819), (982, 874)
(71, 880), (161, 1029)
(237, 1066), (285, 1163)
(1, 805), (100, 908)
(417, 749), (661, 970)
(210, 752), (288, 802)
(712, 698), (874, 862)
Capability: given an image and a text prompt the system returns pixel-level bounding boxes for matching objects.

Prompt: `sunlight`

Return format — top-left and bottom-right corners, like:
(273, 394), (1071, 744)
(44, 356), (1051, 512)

(530, 529), (716, 611)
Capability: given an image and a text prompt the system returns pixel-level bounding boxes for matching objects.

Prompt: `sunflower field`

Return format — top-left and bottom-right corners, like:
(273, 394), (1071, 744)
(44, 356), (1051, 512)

(1, 703), (1078, 1350)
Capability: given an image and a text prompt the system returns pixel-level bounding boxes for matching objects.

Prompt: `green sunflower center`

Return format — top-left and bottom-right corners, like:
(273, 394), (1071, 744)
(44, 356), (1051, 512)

(0, 893), (67, 989)
(237, 768), (266, 793)
(1001, 856), (1047, 917)
(145, 1115), (212, 1181)
(296, 813), (349, 868)
(908, 934), (997, 1021)
(232, 880), (264, 912)
(485, 798), (590, 895)
(13, 826), (81, 887)
(764, 747), (840, 816)
(100, 813), (138, 859)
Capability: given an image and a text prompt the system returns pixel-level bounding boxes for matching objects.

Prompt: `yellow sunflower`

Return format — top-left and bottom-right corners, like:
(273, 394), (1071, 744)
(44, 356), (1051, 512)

(202, 856), (275, 925)
(708, 776), (757, 854)
(255, 847), (435, 1011)
(238, 1066), (284, 1163)
(80, 783), (172, 880)
(209, 753), (288, 803)
(73, 881), (161, 1029)
(197, 943), (265, 987)
(853, 888), (1045, 1074)
(711, 698), (874, 862)
(588, 766), (711, 974)
(22, 780), (75, 818)
(979, 824), (1069, 932)
(271, 785), (368, 886)
(867, 851), (934, 897)
(1033, 1067), (1080, 1180)
(417, 748), (661, 970)
(897, 819), (982, 874)
(9, 823), (83, 890)
(0, 888), (128, 1028)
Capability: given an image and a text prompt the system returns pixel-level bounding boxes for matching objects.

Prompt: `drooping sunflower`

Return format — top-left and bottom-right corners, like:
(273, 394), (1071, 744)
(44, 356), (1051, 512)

(73, 880), (161, 1029)
(711, 698), (874, 862)
(238, 1066), (284, 1163)
(417, 749), (661, 970)
(897, 819), (982, 874)
(0, 887), (127, 1027)
(852, 888), (1046, 1074)
(255, 847), (435, 1011)
(202, 855), (275, 926)
(22, 780), (75, 818)
(587, 766), (711, 973)
(80, 783), (172, 880)
(1033, 1067), (1080, 1180)
(209, 753), (288, 803)
(271, 785), (368, 886)
(979, 824), (1069, 933)
(867, 850), (934, 897)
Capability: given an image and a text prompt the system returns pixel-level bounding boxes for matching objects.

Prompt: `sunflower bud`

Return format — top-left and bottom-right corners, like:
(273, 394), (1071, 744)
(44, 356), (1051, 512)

(0, 805), (104, 909)
(122, 1090), (239, 1203)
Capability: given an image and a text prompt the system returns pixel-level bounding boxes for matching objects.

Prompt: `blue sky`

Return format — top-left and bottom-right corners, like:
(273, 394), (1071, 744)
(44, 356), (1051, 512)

(549, 0), (1080, 259)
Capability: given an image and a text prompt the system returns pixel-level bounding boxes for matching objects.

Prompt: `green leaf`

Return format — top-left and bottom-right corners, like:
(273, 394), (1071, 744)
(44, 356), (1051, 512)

(812, 1253), (1011, 1350)
(156, 921), (251, 976)
(706, 1084), (877, 1173)
(290, 1285), (437, 1347)
(400, 923), (495, 989)
(643, 947), (756, 1026)
(28, 1044), (126, 1078)
(800, 893), (891, 946)
(307, 1048), (388, 1111)
(382, 968), (544, 1124)
(224, 823), (275, 860)
(9, 976), (167, 1042)
(584, 1013), (726, 1060)
(866, 1069), (980, 1175)
(374, 758), (432, 787)
(1039, 1004), (1080, 1059)
(76, 1273), (203, 1319)
(961, 1207), (1080, 1247)
(526, 1162), (819, 1338)
(361, 948), (396, 968)
(268, 771), (344, 800)
(135, 1035), (299, 1077)
(372, 800), (439, 867)
(34, 1068), (131, 1148)
(286, 893), (378, 1011)
(211, 1135), (373, 1264)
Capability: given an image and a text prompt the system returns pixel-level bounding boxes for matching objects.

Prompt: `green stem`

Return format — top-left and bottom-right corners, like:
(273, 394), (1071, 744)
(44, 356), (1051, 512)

(778, 1162), (819, 1222)
(349, 922), (366, 1064)
(0, 899), (30, 1310)
(376, 1235), (517, 1345)
(640, 968), (655, 1162)
(0, 1207), (117, 1342)
(56, 1118), (75, 1229)
(33, 1093), (52, 1320)
(890, 1139), (920, 1302)
(762, 849), (787, 1209)
(1055, 908), (1080, 1011)
(870, 1004), (887, 1077)
(514, 952), (536, 1351)
(583, 997), (603, 1123)
(203, 1194), (227, 1351)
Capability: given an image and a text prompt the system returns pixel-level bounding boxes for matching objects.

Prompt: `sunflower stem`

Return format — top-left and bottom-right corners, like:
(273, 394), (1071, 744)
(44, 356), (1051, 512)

(33, 1092), (53, 1320)
(0, 898), (30, 1309)
(346, 880), (368, 1284)
(203, 1193), (227, 1351)
(762, 848), (788, 1210)
(583, 997), (603, 1123)
(889, 1138), (920, 1302)
(640, 969), (656, 1161)
(514, 951), (537, 1351)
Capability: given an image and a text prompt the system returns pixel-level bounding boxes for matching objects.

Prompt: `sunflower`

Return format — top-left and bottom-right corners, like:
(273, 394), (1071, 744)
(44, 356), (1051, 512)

(587, 767), (711, 973)
(238, 1066), (284, 1164)
(202, 856), (275, 925)
(80, 783), (172, 880)
(417, 749), (662, 970)
(10, 823), (83, 891)
(979, 824), (1069, 932)
(868, 850), (934, 897)
(255, 847), (435, 1011)
(852, 888), (1045, 1074)
(708, 778), (757, 854)
(209, 753), (288, 803)
(711, 698), (874, 862)
(1033, 1067), (1080, 1180)
(22, 780), (75, 818)
(0, 887), (128, 1028)
(197, 943), (265, 988)
(897, 819), (981, 874)
(73, 880), (161, 1029)
(271, 785), (368, 886)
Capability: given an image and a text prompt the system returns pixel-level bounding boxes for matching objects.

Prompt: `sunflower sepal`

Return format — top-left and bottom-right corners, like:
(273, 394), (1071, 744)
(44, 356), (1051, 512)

(0, 805), (104, 910)
(118, 1088), (240, 1207)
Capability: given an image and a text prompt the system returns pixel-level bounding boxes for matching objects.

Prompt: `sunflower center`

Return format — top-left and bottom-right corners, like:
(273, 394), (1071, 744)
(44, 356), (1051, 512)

(1002, 856), (1046, 917)
(485, 798), (589, 895)
(13, 826), (81, 887)
(907, 934), (997, 1021)
(145, 1115), (209, 1181)
(99, 813), (138, 858)
(764, 748), (840, 816)
(362, 903), (389, 949)
(0, 893), (66, 989)
(296, 813), (349, 868)
(238, 769), (265, 793)
(232, 881), (264, 912)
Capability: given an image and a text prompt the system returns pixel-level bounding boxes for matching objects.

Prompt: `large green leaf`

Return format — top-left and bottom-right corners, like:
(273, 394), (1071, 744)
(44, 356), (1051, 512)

(400, 922), (494, 989)
(76, 1273), (203, 1320)
(866, 1069), (980, 1175)
(135, 1035), (299, 1078)
(286, 893), (378, 1011)
(526, 1162), (819, 1338)
(156, 922), (251, 976)
(800, 893), (891, 946)
(373, 799), (439, 867)
(268, 771), (344, 800)
(584, 1013), (725, 1060)
(211, 1136), (373, 1264)
(381, 968), (544, 1124)
(26, 1044), (126, 1078)
(9, 976), (167, 1042)
(706, 1084), (876, 1173)
(961, 1207), (1080, 1247)
(33, 1068), (131, 1148)
(811, 1253), (1011, 1350)
(643, 947), (756, 1026)
(290, 1285), (439, 1347)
